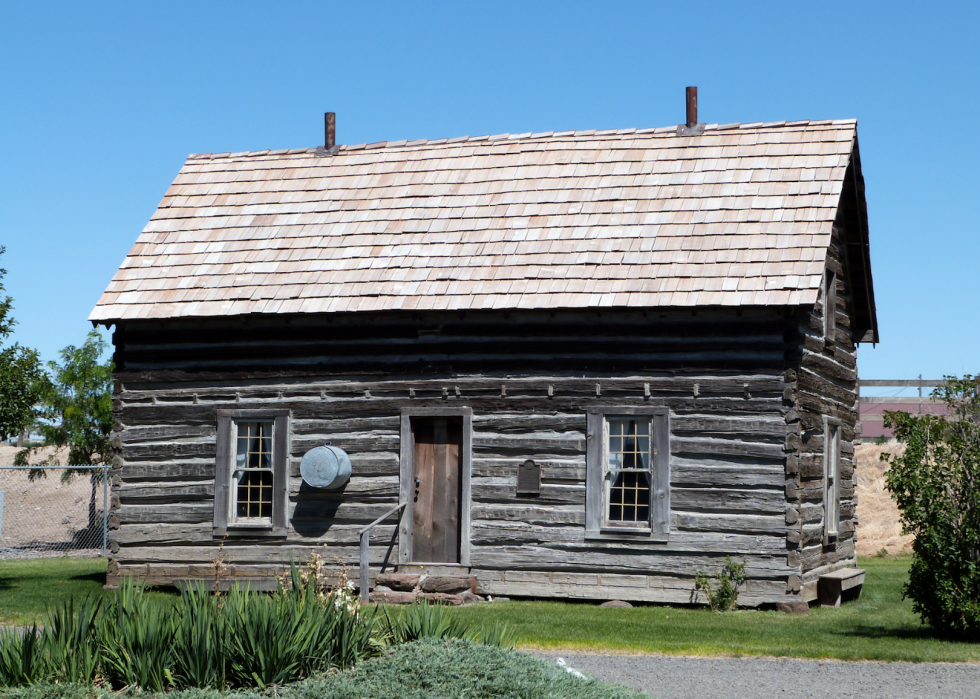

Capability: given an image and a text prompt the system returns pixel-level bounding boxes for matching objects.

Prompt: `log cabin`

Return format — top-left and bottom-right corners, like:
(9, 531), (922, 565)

(90, 100), (878, 607)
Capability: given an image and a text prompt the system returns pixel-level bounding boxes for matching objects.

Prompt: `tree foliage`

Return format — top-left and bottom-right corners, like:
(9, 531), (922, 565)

(38, 331), (114, 466)
(0, 247), (48, 441)
(883, 375), (980, 639)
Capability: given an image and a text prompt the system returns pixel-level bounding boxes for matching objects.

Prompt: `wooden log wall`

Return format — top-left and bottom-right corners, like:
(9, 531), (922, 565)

(108, 307), (809, 606)
(788, 221), (861, 600)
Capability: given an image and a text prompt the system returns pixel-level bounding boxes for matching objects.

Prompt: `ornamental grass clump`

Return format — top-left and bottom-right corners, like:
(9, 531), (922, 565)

(98, 578), (175, 691)
(0, 553), (384, 690)
(884, 375), (980, 640)
(381, 598), (513, 648)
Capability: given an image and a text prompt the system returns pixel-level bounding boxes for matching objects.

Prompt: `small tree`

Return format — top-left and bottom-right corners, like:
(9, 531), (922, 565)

(38, 331), (113, 465)
(883, 375), (980, 639)
(21, 331), (114, 536)
(0, 247), (48, 441)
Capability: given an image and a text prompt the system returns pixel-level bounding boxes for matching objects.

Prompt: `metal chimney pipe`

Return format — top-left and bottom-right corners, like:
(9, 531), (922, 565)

(686, 87), (698, 128)
(324, 112), (336, 149)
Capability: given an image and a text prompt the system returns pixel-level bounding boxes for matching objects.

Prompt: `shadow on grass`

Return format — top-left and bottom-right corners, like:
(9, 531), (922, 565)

(69, 571), (107, 585)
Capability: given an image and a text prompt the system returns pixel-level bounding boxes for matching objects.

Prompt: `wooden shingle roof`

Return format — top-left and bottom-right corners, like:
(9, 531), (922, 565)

(91, 119), (874, 326)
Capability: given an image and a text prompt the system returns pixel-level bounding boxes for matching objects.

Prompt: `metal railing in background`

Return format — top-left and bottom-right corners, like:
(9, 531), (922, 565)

(359, 502), (405, 602)
(858, 378), (948, 441)
(0, 465), (109, 559)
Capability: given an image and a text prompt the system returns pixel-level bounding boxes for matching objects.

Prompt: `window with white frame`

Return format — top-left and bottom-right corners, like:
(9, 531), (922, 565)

(823, 417), (841, 542)
(214, 410), (289, 535)
(605, 417), (652, 525)
(234, 421), (274, 520)
(586, 408), (669, 539)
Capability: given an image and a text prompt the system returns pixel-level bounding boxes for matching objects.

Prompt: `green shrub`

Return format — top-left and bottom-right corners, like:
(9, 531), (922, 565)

(381, 598), (470, 644)
(172, 583), (227, 689)
(43, 597), (102, 685)
(98, 578), (175, 691)
(381, 598), (513, 648)
(0, 641), (644, 699)
(884, 375), (980, 639)
(285, 639), (643, 699)
(0, 557), (512, 691)
(0, 627), (47, 686)
(694, 557), (746, 612)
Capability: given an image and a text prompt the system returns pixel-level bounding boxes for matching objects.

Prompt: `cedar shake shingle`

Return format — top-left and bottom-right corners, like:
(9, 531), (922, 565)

(91, 120), (860, 322)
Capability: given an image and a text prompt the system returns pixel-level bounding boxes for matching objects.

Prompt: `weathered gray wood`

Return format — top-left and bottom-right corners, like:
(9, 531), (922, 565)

(670, 463), (784, 488)
(585, 412), (603, 532)
(118, 504), (214, 524)
(652, 410), (670, 536)
(469, 523), (785, 553)
(119, 481), (214, 500)
(671, 487), (785, 515)
(670, 437), (785, 461)
(209, 414), (229, 532)
(273, 413), (289, 533)
(113, 522), (398, 545)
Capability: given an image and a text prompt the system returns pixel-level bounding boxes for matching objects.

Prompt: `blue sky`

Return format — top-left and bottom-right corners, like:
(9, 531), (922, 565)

(1, 1), (977, 385)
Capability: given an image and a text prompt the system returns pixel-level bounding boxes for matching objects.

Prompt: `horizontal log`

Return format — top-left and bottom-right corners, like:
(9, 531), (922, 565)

(123, 441), (216, 460)
(116, 504), (213, 524)
(123, 462), (214, 480)
(671, 437), (785, 461)
(671, 461), (784, 488)
(672, 512), (786, 535)
(475, 576), (791, 607)
(469, 544), (794, 578)
(119, 425), (216, 444)
(473, 433), (586, 455)
(470, 504), (585, 526)
(113, 522), (397, 546)
(672, 487), (785, 515)
(671, 415), (790, 440)
(471, 480), (584, 505)
(118, 481), (213, 501)
(469, 522), (785, 553)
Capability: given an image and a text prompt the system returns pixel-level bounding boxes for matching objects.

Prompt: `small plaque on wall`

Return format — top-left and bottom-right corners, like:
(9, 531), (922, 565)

(516, 459), (541, 497)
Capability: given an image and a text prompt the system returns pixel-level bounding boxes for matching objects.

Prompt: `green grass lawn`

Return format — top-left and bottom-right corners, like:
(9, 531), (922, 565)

(0, 557), (171, 626)
(1, 556), (977, 662)
(455, 556), (980, 662)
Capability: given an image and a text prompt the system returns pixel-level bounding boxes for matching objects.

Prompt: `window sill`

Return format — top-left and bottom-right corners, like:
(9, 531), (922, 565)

(585, 528), (668, 542)
(215, 523), (287, 538)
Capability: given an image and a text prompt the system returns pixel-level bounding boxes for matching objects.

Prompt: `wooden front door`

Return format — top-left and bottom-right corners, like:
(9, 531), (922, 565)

(411, 417), (463, 563)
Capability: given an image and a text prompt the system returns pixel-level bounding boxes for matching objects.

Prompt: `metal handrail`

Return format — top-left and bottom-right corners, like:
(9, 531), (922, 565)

(358, 502), (406, 602)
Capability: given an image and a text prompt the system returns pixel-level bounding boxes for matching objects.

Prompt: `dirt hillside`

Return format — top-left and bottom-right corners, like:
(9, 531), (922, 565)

(854, 440), (913, 556)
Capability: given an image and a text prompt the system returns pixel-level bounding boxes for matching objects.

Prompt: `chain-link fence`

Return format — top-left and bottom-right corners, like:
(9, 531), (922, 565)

(0, 466), (108, 559)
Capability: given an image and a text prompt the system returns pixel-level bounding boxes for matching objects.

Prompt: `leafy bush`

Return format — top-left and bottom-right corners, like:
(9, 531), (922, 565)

(884, 375), (980, 639)
(694, 557), (746, 612)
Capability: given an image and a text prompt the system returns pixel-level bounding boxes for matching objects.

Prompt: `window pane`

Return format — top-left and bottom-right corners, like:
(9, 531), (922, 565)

(607, 418), (651, 471)
(608, 470), (651, 523)
(236, 469), (274, 518)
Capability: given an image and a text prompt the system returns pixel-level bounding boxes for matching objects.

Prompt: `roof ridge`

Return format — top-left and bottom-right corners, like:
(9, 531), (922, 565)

(186, 118), (858, 161)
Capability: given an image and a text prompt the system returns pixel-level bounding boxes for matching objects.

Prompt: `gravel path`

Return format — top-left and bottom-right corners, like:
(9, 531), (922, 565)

(534, 651), (980, 699)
